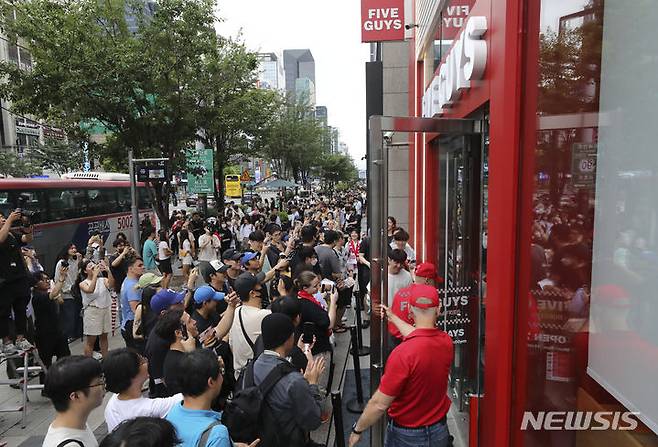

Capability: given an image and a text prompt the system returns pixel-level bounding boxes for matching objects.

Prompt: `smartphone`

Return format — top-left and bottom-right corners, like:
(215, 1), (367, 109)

(179, 321), (189, 340)
(302, 322), (315, 344)
(199, 326), (215, 344)
(60, 260), (69, 268)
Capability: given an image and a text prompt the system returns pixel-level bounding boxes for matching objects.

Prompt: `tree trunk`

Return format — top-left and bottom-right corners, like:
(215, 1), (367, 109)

(149, 181), (170, 230)
(215, 139), (226, 212)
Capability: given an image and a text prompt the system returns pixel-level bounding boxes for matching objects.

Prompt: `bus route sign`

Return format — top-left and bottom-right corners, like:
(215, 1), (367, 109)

(186, 148), (214, 194)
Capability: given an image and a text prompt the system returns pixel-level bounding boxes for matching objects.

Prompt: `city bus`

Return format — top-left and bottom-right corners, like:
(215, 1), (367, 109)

(225, 174), (242, 198)
(0, 178), (155, 273)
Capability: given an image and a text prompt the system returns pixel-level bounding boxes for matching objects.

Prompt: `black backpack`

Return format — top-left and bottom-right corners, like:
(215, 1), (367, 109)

(222, 360), (295, 446)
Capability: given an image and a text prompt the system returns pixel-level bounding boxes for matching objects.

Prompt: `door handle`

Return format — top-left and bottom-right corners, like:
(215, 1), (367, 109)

(466, 392), (484, 399)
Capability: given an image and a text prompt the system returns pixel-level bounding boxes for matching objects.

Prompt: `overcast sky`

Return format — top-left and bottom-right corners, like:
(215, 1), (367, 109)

(215, 0), (371, 169)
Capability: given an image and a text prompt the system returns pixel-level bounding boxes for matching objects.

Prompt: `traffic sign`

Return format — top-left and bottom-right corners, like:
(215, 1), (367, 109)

(240, 170), (251, 182)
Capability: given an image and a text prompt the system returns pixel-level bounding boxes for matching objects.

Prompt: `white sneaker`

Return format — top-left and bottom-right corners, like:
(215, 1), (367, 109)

(2, 343), (18, 354)
(15, 339), (33, 351)
(91, 351), (103, 361)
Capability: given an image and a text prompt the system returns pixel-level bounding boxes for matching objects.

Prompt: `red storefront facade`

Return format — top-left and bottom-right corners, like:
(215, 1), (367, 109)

(403, 0), (658, 446)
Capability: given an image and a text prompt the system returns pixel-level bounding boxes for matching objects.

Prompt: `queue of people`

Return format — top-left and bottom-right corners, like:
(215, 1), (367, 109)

(2, 188), (457, 447)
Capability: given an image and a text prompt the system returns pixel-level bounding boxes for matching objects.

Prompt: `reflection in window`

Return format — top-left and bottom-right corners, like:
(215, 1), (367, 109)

(48, 189), (88, 221)
(88, 189), (118, 214)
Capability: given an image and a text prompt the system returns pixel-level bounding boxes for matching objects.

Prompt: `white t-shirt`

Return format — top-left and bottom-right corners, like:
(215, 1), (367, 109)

(388, 269), (413, 303)
(80, 278), (112, 308)
(229, 305), (271, 379)
(104, 393), (183, 431)
(158, 241), (170, 261)
(198, 234), (220, 261)
(43, 423), (98, 447)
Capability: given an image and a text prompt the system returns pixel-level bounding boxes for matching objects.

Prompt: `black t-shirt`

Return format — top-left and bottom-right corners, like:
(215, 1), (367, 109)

(0, 231), (27, 283)
(144, 328), (170, 381)
(108, 254), (128, 290)
(218, 227), (233, 252)
(163, 349), (186, 396)
(297, 298), (332, 355)
(32, 289), (62, 335)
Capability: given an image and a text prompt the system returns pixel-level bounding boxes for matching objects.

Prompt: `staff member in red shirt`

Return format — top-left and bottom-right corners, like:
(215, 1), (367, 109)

(349, 284), (453, 447)
(387, 262), (443, 348)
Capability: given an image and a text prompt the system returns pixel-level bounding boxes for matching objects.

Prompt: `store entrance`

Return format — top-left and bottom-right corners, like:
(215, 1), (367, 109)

(435, 114), (489, 446)
(368, 116), (486, 447)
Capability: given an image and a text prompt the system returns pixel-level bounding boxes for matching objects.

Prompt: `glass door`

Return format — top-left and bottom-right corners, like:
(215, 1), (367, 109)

(435, 115), (489, 446)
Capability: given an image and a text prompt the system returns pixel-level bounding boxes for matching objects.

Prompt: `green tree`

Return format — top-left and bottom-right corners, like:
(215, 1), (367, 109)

(259, 93), (327, 183)
(194, 38), (280, 209)
(29, 137), (88, 176)
(0, 0), (268, 226)
(0, 151), (39, 178)
(318, 152), (358, 193)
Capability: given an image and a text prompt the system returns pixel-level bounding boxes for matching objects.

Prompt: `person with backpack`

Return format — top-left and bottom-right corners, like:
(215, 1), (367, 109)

(165, 349), (258, 447)
(42, 356), (105, 447)
(255, 313), (325, 446)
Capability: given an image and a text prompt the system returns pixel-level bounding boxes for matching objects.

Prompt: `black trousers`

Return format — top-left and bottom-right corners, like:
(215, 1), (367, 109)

(36, 331), (70, 383)
(0, 278), (30, 339)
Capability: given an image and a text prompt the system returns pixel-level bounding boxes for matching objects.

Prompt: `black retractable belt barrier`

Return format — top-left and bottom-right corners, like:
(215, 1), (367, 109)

(353, 287), (370, 356)
(331, 391), (346, 447)
(346, 326), (366, 414)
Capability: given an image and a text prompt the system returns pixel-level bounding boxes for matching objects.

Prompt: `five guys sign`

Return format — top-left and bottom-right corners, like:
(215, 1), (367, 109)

(361, 0), (405, 42)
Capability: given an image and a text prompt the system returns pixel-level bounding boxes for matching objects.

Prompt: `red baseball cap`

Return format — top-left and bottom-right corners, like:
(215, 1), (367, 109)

(414, 262), (444, 284)
(409, 284), (440, 309)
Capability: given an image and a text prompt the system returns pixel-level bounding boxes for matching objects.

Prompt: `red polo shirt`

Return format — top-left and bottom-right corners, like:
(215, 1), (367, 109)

(379, 328), (453, 427)
(387, 284), (417, 340)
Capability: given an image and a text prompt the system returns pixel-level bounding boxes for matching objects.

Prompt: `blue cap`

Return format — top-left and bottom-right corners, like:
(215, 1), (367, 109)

(151, 289), (186, 314)
(193, 286), (226, 305)
(240, 252), (259, 266)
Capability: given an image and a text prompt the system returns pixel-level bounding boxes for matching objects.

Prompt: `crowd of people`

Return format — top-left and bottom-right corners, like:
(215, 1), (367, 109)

(1, 187), (456, 447)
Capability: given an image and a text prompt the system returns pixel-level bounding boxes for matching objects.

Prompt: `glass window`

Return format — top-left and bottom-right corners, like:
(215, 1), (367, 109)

(87, 188), (118, 214)
(137, 187), (152, 209)
(0, 190), (46, 224)
(47, 189), (88, 221)
(517, 0), (658, 445)
(117, 188), (131, 211)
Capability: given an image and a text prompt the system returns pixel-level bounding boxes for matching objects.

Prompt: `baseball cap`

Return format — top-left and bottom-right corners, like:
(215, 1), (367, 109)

(193, 285), (226, 305)
(408, 284), (440, 309)
(151, 288), (186, 314)
(240, 251), (259, 266)
(234, 272), (266, 301)
(414, 262), (444, 284)
(200, 260), (229, 281)
(221, 249), (242, 261)
(137, 272), (163, 289)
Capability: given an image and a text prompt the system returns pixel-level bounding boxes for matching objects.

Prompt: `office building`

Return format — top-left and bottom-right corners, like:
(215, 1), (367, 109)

(256, 52), (285, 91)
(283, 49), (315, 100)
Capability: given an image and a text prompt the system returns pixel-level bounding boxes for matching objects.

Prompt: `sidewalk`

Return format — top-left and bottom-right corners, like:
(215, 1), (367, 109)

(0, 332), (126, 447)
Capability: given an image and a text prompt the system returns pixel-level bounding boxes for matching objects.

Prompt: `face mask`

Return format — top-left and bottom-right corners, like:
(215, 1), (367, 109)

(222, 224), (227, 228)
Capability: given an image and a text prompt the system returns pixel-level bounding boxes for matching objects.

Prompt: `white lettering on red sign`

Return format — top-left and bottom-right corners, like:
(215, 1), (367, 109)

(422, 16), (488, 117)
(363, 8), (403, 32)
(361, 0), (405, 42)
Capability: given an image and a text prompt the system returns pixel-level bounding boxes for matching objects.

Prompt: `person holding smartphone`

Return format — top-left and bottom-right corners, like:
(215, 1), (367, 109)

(79, 258), (115, 358)
(295, 270), (338, 416)
(0, 210), (34, 353)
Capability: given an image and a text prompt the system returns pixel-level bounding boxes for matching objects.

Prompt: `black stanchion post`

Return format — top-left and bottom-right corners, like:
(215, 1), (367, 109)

(346, 327), (366, 414)
(331, 391), (346, 447)
(353, 283), (370, 357)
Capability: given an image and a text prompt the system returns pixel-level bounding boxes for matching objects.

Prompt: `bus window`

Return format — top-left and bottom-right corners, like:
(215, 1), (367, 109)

(88, 188), (119, 214)
(0, 190), (46, 224)
(47, 189), (88, 221)
(138, 187), (152, 209)
(117, 187), (131, 211)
